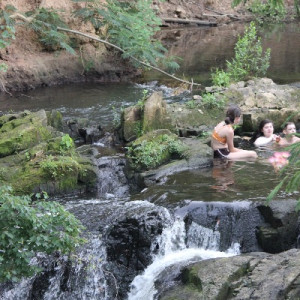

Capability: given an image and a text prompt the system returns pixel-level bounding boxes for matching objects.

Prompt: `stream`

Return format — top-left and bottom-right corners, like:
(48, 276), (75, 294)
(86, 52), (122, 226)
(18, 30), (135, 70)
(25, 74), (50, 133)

(0, 22), (300, 299)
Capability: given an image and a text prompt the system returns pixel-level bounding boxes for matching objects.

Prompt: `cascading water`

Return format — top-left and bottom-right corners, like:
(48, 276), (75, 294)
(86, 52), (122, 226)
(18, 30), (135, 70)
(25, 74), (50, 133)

(0, 233), (107, 300)
(127, 215), (240, 300)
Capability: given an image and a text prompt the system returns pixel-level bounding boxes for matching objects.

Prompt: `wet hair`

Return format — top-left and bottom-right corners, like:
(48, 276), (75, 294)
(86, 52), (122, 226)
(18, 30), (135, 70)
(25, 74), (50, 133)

(283, 122), (295, 130)
(250, 119), (273, 143)
(224, 105), (241, 125)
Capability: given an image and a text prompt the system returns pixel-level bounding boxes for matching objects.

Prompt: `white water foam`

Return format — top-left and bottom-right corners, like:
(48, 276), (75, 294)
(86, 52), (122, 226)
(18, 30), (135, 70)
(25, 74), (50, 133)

(127, 217), (239, 300)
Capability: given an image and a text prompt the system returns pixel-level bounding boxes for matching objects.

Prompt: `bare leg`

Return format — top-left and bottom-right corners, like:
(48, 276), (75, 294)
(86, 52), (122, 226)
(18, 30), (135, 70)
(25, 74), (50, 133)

(228, 149), (257, 160)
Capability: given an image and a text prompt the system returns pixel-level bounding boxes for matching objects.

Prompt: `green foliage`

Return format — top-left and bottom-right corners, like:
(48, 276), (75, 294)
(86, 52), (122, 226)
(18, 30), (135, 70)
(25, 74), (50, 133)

(248, 0), (286, 23)
(27, 8), (75, 54)
(72, 0), (103, 30)
(0, 63), (8, 73)
(211, 69), (231, 87)
(136, 89), (149, 108)
(211, 22), (271, 85)
(74, 0), (179, 71)
(232, 0), (299, 17)
(201, 93), (226, 109)
(0, 185), (85, 282)
(0, 5), (16, 73)
(60, 134), (75, 154)
(126, 134), (187, 170)
(267, 143), (300, 208)
(227, 22), (271, 81)
(40, 155), (80, 182)
(0, 5), (16, 50)
(185, 99), (197, 109)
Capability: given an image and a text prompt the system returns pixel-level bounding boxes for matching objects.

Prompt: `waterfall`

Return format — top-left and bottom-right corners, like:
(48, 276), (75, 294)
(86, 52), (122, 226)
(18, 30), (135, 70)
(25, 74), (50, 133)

(1, 234), (107, 300)
(127, 217), (239, 300)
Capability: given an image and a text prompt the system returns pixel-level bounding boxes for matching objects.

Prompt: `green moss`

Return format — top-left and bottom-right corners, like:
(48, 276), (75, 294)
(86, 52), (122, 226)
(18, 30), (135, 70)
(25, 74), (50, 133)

(182, 267), (202, 292)
(0, 111), (96, 195)
(47, 110), (63, 131)
(126, 130), (187, 171)
(0, 114), (52, 158)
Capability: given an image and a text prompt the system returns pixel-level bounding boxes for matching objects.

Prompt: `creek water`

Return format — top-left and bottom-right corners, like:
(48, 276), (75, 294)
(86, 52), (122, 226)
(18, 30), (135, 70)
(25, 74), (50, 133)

(0, 22), (299, 300)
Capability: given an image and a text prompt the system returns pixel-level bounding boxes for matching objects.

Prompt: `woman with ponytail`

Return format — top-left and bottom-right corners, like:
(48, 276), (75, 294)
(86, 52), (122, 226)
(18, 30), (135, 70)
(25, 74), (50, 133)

(211, 105), (257, 159)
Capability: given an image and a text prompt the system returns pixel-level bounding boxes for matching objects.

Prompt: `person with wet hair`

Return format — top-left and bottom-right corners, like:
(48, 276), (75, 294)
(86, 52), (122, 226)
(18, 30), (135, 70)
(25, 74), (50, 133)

(278, 122), (300, 146)
(251, 119), (281, 147)
(211, 105), (257, 159)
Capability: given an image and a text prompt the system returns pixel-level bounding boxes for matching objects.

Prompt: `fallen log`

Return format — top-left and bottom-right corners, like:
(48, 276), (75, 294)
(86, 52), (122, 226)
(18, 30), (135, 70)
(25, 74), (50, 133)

(162, 17), (217, 26)
(204, 7), (240, 20)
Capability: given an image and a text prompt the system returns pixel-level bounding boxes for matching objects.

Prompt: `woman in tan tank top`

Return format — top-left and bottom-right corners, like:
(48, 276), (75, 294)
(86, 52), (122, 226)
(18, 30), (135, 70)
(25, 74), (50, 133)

(211, 105), (257, 160)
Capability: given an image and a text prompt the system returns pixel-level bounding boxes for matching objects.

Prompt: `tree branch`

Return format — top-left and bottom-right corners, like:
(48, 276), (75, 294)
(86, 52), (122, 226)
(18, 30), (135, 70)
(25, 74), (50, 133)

(57, 27), (202, 88)
(9, 11), (202, 89)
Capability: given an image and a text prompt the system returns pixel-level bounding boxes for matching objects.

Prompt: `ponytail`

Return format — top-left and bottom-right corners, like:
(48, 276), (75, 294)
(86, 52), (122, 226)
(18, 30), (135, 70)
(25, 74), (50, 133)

(225, 105), (241, 124)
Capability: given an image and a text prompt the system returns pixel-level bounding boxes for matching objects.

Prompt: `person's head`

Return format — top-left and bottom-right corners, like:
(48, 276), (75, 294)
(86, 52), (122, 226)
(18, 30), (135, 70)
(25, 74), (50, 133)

(283, 122), (297, 135)
(258, 119), (274, 138)
(225, 105), (241, 125)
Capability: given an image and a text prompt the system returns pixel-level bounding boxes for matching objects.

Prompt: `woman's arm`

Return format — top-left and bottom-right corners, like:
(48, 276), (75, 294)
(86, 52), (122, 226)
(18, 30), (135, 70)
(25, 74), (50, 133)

(254, 136), (274, 147)
(226, 130), (240, 152)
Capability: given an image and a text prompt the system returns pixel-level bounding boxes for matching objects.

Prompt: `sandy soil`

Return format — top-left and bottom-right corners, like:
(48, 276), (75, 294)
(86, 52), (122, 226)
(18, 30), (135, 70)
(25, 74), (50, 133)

(0, 0), (295, 93)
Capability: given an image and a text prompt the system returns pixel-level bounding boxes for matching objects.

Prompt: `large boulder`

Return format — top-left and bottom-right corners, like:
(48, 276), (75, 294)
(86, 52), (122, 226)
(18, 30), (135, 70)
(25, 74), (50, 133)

(159, 249), (300, 300)
(0, 110), (97, 195)
(0, 110), (51, 157)
(104, 203), (169, 299)
(143, 91), (173, 133)
(223, 78), (300, 132)
(256, 199), (300, 253)
(120, 92), (174, 143)
(134, 136), (213, 188)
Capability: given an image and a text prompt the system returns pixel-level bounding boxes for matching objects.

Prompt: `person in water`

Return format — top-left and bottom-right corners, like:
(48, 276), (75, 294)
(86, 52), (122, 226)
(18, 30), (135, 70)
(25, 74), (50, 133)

(251, 119), (281, 147)
(278, 122), (300, 146)
(211, 105), (257, 159)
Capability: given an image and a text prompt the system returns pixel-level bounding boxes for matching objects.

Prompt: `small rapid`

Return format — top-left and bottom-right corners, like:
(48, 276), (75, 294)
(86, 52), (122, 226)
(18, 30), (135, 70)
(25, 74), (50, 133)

(127, 217), (240, 300)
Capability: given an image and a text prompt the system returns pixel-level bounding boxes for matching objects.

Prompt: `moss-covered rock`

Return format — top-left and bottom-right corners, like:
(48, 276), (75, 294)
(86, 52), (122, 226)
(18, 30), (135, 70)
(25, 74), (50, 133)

(126, 129), (188, 171)
(0, 110), (52, 157)
(143, 91), (173, 133)
(121, 106), (143, 142)
(0, 110), (97, 196)
(47, 110), (64, 131)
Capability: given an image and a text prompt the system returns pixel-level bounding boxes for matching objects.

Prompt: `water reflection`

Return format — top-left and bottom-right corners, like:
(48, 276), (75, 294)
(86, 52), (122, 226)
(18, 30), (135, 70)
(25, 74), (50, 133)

(145, 21), (300, 85)
(131, 159), (292, 207)
(211, 160), (235, 192)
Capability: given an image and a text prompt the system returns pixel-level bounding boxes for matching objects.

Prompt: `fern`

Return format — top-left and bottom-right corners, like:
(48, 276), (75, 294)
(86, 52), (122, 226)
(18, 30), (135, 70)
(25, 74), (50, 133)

(73, 0), (179, 71)
(0, 6), (16, 49)
(26, 8), (75, 54)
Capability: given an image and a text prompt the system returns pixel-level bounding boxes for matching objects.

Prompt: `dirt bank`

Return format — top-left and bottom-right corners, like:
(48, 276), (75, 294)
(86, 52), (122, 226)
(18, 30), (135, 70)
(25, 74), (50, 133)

(0, 0), (296, 93)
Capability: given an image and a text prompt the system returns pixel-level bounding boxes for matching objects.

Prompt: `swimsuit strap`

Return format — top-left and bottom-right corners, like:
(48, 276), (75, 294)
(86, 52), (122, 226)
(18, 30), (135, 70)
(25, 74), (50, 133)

(212, 123), (232, 145)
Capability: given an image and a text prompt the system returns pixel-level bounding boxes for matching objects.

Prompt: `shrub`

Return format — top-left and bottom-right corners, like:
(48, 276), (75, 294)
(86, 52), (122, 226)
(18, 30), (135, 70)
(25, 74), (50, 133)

(0, 185), (85, 282)
(211, 69), (231, 87)
(201, 93), (226, 109)
(211, 22), (271, 86)
(248, 0), (286, 23)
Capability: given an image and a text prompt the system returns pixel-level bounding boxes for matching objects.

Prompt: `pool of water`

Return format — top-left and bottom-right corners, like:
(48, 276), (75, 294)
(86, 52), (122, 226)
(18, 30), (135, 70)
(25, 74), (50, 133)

(131, 157), (297, 208)
(144, 22), (300, 85)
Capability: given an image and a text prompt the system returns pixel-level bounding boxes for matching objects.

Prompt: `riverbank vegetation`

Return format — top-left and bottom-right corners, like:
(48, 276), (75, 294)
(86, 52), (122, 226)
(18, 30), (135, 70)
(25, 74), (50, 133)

(211, 22), (271, 87)
(0, 185), (85, 282)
